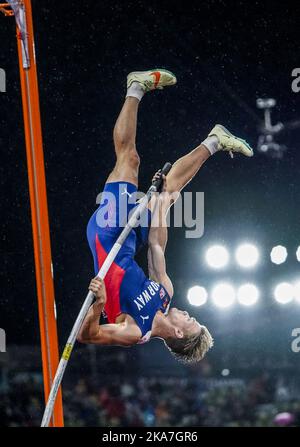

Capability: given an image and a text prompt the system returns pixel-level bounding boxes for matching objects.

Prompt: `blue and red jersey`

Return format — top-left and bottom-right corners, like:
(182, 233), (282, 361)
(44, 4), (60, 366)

(86, 181), (171, 343)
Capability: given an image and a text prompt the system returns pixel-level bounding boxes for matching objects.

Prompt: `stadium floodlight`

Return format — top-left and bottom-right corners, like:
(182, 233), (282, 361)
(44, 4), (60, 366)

(237, 284), (260, 306)
(274, 282), (294, 304)
(294, 282), (300, 304)
(271, 245), (288, 265)
(187, 286), (208, 306)
(205, 245), (229, 269)
(296, 246), (300, 262)
(235, 243), (259, 268)
(212, 283), (235, 308)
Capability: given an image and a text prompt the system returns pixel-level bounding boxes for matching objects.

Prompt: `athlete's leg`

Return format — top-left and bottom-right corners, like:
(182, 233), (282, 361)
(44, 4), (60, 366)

(166, 125), (254, 194)
(165, 144), (211, 194)
(106, 96), (141, 186)
(105, 69), (177, 187)
(147, 143), (211, 215)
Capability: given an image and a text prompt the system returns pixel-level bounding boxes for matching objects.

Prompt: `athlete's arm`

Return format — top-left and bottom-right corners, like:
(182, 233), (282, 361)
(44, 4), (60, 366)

(148, 242), (173, 298)
(147, 177), (174, 298)
(77, 277), (141, 346)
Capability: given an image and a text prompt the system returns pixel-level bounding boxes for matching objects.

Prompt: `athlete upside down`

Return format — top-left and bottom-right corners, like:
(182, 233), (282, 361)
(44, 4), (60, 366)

(77, 69), (253, 363)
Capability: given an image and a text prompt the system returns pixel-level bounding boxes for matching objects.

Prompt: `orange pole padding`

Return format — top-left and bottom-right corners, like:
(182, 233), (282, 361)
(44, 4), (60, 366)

(15, 0), (64, 426)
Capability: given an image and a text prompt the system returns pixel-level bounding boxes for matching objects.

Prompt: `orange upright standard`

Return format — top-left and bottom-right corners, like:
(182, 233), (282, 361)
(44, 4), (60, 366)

(0, 0), (64, 426)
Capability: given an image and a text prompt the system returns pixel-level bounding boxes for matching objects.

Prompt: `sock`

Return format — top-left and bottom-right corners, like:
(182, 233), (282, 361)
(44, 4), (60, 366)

(201, 135), (219, 155)
(126, 82), (145, 101)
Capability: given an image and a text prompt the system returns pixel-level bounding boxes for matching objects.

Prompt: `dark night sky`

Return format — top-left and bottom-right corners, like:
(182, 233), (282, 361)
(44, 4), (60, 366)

(0, 0), (300, 358)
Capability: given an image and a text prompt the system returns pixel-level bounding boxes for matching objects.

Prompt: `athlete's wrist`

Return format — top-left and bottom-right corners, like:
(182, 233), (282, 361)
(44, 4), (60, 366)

(93, 300), (104, 314)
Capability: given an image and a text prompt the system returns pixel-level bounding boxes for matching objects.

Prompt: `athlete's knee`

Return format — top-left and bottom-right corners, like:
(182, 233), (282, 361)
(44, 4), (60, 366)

(165, 175), (178, 194)
(117, 148), (140, 170)
(162, 189), (180, 207)
(128, 149), (140, 169)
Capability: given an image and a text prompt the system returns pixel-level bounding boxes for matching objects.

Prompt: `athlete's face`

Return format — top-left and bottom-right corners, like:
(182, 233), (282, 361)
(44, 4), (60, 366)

(168, 307), (202, 337)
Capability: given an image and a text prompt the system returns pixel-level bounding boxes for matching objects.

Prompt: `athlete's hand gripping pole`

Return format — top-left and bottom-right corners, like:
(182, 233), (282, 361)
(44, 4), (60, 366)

(41, 162), (172, 427)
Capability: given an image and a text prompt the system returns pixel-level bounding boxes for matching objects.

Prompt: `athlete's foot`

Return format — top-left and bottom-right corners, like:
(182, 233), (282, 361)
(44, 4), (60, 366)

(127, 69), (177, 92)
(208, 124), (254, 157)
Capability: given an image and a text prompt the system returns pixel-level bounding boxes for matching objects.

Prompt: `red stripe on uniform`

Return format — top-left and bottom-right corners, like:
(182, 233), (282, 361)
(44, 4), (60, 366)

(95, 234), (125, 323)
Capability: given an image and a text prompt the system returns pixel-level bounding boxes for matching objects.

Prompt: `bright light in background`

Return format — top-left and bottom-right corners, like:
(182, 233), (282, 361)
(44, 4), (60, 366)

(294, 282), (300, 303)
(212, 283), (235, 308)
(237, 284), (260, 306)
(235, 244), (259, 268)
(274, 282), (294, 304)
(270, 245), (288, 265)
(205, 245), (229, 269)
(221, 369), (230, 377)
(296, 246), (300, 262)
(187, 286), (208, 306)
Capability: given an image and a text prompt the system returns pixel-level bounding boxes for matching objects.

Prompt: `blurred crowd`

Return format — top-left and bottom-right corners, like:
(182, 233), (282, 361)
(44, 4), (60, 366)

(1, 371), (300, 427)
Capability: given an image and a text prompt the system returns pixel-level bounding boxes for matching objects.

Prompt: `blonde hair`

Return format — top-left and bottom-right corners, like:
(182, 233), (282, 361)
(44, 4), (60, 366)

(164, 325), (213, 364)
